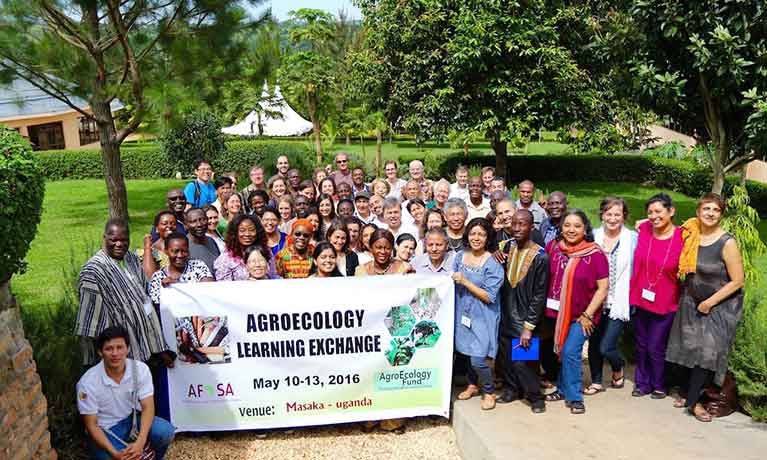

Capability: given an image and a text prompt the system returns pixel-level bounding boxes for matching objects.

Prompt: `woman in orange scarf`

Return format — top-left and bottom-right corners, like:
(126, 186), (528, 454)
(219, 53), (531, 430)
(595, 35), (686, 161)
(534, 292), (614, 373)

(544, 210), (609, 414)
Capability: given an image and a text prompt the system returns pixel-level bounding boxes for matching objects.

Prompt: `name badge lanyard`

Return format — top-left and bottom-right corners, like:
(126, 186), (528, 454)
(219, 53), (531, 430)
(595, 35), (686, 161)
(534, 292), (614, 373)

(547, 251), (567, 311)
(643, 231), (674, 302)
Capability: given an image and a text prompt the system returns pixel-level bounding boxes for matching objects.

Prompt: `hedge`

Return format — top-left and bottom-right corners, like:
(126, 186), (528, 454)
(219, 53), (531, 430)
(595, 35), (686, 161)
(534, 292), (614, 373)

(34, 140), (315, 181)
(403, 151), (767, 217)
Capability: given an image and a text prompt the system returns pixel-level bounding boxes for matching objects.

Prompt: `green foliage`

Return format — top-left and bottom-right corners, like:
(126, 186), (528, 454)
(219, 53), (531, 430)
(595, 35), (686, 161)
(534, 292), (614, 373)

(35, 141), (314, 181)
(721, 186), (766, 284)
(644, 142), (689, 160)
(161, 111), (227, 172)
(729, 256), (767, 422)
(356, 0), (610, 161)
(0, 126), (45, 283)
(20, 248), (90, 459)
(601, 1), (767, 190)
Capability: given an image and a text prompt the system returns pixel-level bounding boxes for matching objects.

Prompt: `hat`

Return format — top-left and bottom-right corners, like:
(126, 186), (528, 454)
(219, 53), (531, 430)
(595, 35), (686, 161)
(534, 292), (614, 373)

(354, 191), (371, 200)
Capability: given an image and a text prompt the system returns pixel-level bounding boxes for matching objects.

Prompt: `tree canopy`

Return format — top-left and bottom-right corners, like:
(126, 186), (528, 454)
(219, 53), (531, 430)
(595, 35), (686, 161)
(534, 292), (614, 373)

(355, 0), (606, 173)
(0, 0), (271, 219)
(601, 0), (767, 193)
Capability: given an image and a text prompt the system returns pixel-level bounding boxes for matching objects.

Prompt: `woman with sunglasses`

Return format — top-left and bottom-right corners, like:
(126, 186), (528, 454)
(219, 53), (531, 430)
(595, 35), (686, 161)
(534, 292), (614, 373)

(275, 219), (315, 279)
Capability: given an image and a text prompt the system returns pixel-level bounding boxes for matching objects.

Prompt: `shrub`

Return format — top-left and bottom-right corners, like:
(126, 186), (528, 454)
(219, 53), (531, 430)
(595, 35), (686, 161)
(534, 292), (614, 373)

(729, 256), (767, 422)
(34, 140), (315, 181)
(20, 248), (89, 460)
(0, 126), (45, 283)
(161, 111), (226, 172)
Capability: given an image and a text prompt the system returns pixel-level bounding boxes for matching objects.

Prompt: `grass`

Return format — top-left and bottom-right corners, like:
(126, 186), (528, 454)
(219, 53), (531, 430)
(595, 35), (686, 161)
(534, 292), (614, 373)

(11, 179), (185, 313)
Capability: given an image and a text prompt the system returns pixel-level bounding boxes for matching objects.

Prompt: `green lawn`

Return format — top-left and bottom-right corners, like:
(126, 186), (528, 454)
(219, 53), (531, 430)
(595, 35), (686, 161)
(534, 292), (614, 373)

(11, 179), (185, 313)
(15, 177), (751, 315)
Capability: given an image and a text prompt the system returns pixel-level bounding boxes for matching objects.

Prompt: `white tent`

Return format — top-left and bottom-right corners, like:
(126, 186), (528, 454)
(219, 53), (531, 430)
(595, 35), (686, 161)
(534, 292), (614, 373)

(222, 85), (313, 137)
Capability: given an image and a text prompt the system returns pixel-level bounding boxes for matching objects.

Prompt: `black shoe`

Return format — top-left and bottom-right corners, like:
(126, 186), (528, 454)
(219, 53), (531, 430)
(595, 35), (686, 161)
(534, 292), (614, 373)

(651, 390), (667, 399)
(531, 400), (546, 414)
(570, 401), (586, 414)
(497, 390), (520, 404)
(632, 387), (647, 397)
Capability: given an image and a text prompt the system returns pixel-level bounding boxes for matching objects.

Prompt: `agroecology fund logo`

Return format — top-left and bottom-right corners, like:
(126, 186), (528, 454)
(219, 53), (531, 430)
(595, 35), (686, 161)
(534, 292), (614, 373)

(185, 382), (238, 402)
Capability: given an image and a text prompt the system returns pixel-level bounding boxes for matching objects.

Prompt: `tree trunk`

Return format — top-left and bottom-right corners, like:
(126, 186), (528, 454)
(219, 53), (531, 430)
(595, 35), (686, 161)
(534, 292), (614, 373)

(375, 130), (383, 176)
(92, 100), (129, 220)
(307, 92), (323, 163)
(491, 132), (508, 179)
(359, 135), (367, 160)
(346, 133), (351, 145)
(463, 143), (469, 157)
(700, 74), (727, 195)
(711, 146), (725, 194)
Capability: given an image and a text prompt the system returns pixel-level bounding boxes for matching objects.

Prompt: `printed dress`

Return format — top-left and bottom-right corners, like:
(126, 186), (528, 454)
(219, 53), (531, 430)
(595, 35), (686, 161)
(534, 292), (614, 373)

(666, 234), (744, 385)
(453, 251), (504, 358)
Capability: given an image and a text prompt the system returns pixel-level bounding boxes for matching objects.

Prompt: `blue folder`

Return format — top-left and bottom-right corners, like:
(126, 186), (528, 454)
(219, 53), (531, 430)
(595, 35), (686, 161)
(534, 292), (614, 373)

(511, 338), (540, 361)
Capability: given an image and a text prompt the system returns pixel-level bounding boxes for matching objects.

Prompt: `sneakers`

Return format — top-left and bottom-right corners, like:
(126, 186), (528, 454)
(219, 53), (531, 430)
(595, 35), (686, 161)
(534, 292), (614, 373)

(496, 390), (519, 404)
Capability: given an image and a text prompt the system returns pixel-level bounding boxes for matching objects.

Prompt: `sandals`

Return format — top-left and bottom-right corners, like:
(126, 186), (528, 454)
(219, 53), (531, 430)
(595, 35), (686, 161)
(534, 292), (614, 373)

(689, 404), (713, 422)
(583, 384), (606, 396)
(458, 384), (480, 400)
(651, 390), (667, 400)
(545, 392), (564, 402)
(480, 393), (496, 410)
(611, 371), (625, 389)
(672, 398), (687, 409)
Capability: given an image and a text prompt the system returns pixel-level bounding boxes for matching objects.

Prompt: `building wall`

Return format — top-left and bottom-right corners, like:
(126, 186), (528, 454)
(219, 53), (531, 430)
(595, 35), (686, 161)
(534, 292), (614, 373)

(745, 160), (767, 184)
(0, 289), (57, 460)
(2, 112), (84, 150)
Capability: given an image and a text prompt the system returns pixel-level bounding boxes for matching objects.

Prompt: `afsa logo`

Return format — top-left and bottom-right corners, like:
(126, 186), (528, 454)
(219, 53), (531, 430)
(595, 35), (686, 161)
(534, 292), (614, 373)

(186, 383), (236, 399)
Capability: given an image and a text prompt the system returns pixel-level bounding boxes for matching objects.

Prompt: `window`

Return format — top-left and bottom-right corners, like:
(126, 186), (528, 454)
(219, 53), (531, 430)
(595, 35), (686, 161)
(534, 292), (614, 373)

(28, 122), (65, 150)
(79, 117), (99, 145)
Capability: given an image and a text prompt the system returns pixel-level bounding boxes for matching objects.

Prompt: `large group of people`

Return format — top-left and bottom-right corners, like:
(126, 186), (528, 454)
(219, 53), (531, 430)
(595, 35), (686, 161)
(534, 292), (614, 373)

(74, 152), (745, 458)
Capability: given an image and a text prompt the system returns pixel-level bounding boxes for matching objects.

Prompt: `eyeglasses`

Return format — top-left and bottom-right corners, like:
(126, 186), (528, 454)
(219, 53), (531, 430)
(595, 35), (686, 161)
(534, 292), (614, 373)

(294, 231), (311, 238)
(336, 159), (348, 164)
(168, 196), (185, 201)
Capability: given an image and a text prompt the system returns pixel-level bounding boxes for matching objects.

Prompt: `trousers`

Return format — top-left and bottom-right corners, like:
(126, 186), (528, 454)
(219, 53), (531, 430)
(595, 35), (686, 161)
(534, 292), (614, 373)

(497, 335), (542, 403)
(633, 308), (675, 393)
(465, 354), (494, 394)
(588, 312), (626, 384)
(88, 413), (175, 460)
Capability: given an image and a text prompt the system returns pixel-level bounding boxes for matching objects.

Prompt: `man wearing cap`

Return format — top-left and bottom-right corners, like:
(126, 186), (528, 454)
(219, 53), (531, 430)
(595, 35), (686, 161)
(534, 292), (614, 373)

(354, 191), (376, 224)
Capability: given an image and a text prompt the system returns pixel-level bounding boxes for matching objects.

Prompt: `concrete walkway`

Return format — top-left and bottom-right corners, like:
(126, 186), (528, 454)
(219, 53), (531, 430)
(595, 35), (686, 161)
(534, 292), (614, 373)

(453, 374), (767, 460)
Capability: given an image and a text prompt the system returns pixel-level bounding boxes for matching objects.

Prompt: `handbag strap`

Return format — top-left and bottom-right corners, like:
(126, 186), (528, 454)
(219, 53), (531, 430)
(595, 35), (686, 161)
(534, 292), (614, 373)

(130, 359), (140, 438)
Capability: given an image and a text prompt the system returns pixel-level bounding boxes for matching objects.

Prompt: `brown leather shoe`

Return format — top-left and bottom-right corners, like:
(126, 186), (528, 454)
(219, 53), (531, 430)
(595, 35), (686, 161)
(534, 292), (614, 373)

(481, 393), (496, 410)
(458, 384), (480, 400)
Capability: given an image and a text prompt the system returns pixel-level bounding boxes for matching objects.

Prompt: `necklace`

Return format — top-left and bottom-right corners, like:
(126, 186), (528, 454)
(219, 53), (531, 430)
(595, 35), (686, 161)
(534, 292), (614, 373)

(644, 229), (675, 291)
(373, 261), (393, 275)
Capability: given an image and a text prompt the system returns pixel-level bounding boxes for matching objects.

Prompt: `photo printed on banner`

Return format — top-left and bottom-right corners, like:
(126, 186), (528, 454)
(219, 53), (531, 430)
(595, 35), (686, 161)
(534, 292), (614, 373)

(175, 315), (231, 364)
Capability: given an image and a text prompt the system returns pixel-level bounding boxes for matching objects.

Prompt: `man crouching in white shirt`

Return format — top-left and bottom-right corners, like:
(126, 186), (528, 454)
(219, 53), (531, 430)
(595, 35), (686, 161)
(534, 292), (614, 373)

(77, 326), (175, 460)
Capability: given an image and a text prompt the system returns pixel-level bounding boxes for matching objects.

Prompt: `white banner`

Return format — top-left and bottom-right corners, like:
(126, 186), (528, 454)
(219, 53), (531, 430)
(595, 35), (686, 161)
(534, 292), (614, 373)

(160, 274), (455, 431)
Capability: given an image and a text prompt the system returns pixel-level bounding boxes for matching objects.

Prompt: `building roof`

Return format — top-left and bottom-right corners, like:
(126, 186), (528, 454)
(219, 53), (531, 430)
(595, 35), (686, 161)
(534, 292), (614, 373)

(0, 78), (123, 122)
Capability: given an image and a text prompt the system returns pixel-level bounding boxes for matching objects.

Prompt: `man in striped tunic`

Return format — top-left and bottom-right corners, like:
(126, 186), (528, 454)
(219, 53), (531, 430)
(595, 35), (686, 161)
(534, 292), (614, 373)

(75, 218), (172, 367)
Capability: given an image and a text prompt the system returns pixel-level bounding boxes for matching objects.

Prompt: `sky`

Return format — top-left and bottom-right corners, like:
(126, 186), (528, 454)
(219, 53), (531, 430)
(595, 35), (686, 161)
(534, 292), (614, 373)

(250, 0), (362, 20)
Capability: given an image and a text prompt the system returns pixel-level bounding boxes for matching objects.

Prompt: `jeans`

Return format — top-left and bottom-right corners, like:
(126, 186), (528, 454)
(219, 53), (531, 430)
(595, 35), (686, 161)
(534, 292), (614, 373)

(634, 308), (675, 393)
(466, 354), (494, 394)
(88, 413), (175, 460)
(556, 324), (589, 402)
(588, 313), (626, 385)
